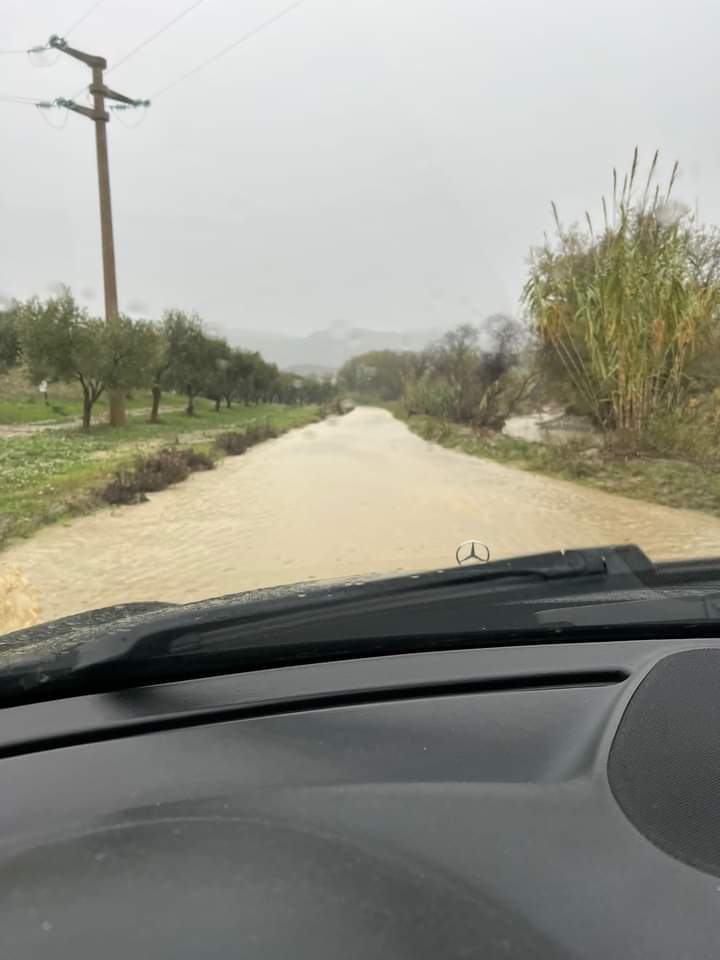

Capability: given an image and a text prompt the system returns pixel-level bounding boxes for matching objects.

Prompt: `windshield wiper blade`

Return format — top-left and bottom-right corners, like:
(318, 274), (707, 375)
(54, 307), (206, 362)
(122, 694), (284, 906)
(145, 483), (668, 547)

(0, 545), (655, 705)
(68, 545), (649, 664)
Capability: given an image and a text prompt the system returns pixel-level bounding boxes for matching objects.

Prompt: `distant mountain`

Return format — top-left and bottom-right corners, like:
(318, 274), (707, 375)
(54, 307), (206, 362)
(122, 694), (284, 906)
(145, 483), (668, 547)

(224, 326), (446, 372)
(282, 363), (337, 378)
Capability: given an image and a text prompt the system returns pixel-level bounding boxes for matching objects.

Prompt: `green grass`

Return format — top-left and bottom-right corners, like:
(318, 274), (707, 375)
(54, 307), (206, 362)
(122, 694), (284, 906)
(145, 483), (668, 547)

(0, 391), (187, 426)
(0, 402), (323, 546)
(390, 407), (720, 518)
(0, 368), (193, 425)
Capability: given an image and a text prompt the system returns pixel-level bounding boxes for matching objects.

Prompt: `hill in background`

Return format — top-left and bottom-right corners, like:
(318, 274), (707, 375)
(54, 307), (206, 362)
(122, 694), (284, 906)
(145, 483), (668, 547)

(224, 326), (447, 374)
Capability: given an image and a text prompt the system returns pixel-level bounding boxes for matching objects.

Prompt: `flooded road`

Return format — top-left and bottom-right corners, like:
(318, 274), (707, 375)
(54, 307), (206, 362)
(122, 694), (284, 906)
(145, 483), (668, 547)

(3, 406), (720, 630)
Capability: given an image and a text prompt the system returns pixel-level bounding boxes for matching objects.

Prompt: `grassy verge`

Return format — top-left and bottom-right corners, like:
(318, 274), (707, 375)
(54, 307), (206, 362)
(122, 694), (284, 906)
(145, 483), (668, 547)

(0, 392), (187, 426)
(389, 406), (720, 518)
(0, 401), (322, 547)
(0, 369), (192, 425)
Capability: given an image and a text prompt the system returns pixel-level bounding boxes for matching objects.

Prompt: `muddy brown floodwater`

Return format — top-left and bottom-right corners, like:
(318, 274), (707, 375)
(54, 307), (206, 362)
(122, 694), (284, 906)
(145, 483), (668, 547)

(3, 406), (720, 632)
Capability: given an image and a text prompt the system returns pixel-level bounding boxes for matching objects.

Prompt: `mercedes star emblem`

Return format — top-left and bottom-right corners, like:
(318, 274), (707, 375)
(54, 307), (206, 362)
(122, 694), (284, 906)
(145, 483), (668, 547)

(455, 540), (491, 566)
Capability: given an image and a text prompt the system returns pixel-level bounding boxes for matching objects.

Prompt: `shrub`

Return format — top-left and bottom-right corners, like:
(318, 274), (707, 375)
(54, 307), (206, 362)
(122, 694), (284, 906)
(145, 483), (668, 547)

(246, 423), (278, 444)
(322, 397), (354, 416)
(214, 423), (277, 456)
(639, 413), (720, 467)
(214, 431), (249, 455)
(100, 446), (215, 505)
(180, 448), (215, 471)
(101, 474), (149, 506)
(133, 448), (190, 491)
(402, 374), (455, 419)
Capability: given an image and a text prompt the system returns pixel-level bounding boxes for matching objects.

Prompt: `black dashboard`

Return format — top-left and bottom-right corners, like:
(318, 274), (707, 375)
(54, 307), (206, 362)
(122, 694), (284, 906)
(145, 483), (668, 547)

(2, 634), (720, 958)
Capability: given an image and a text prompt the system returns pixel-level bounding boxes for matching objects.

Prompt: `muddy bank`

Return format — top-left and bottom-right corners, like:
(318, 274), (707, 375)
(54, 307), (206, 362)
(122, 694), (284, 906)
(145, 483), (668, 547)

(3, 406), (720, 632)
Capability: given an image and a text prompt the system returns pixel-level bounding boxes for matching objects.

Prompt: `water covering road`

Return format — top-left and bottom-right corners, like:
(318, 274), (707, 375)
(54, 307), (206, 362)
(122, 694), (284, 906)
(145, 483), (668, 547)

(3, 406), (720, 630)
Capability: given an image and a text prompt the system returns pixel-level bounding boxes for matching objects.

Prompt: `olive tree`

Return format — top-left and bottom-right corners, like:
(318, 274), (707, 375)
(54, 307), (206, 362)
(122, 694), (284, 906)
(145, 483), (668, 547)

(337, 350), (412, 402)
(201, 336), (233, 412)
(20, 290), (156, 430)
(147, 319), (171, 423)
(164, 310), (219, 415)
(0, 304), (21, 374)
(219, 349), (260, 408)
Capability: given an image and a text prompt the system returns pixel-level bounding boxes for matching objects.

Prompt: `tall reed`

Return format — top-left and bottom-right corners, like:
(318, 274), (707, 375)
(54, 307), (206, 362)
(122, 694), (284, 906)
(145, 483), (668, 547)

(524, 150), (720, 431)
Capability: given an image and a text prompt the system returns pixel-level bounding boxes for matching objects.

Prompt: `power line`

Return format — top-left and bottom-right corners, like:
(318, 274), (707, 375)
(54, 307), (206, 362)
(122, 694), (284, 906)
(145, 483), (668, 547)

(2, 1), (104, 64)
(0, 45), (52, 55)
(0, 93), (41, 103)
(63, 0), (106, 38)
(110, 0), (209, 74)
(151, 0), (305, 99)
(37, 103), (70, 129)
(67, 0), (209, 100)
(22, 0), (303, 115)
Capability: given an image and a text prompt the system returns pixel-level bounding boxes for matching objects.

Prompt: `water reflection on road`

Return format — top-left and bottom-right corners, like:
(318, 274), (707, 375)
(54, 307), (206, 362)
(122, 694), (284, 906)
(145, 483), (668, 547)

(3, 406), (720, 628)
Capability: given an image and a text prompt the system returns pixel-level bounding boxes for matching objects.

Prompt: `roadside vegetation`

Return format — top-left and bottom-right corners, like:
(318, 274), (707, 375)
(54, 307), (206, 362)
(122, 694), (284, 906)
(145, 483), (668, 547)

(0, 290), (336, 429)
(340, 150), (720, 517)
(0, 368), (188, 426)
(0, 402), (321, 546)
(0, 289), (340, 548)
(101, 447), (216, 507)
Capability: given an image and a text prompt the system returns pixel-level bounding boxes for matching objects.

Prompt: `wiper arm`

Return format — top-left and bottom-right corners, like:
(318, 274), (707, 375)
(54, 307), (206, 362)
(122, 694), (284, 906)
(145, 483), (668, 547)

(70, 544), (650, 666)
(538, 594), (720, 628)
(0, 545), (655, 706)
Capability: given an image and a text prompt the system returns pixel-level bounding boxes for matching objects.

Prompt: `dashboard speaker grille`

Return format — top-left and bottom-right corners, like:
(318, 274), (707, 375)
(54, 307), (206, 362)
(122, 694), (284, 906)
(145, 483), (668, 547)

(608, 648), (720, 876)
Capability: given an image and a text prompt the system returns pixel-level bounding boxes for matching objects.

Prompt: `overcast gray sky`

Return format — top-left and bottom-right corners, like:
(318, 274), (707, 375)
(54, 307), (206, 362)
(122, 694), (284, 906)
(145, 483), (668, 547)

(2, 0), (719, 335)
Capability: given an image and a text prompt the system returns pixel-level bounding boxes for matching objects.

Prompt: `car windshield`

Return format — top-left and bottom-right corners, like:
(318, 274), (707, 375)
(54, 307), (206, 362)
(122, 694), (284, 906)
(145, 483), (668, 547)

(2, 0), (720, 648)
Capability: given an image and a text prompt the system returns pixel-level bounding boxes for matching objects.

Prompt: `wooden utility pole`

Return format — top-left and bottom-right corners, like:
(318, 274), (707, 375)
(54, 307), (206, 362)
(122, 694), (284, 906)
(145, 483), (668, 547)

(49, 34), (146, 427)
